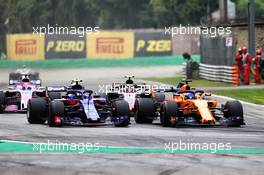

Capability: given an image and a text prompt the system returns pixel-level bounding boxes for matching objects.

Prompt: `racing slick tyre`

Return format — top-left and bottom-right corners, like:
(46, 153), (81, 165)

(98, 93), (109, 102)
(134, 98), (154, 124)
(9, 73), (20, 82)
(27, 98), (47, 124)
(112, 100), (130, 127)
(30, 72), (40, 80)
(160, 101), (178, 127)
(48, 101), (64, 127)
(98, 93), (107, 99)
(224, 100), (244, 126)
(48, 92), (61, 101)
(0, 91), (5, 113)
(107, 92), (121, 101)
(155, 93), (165, 102)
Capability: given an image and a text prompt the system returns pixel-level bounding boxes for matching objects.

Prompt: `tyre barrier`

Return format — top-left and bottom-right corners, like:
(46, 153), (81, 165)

(199, 63), (238, 84)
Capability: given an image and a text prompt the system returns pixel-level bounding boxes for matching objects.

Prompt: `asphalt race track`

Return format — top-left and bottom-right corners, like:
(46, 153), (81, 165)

(0, 67), (264, 175)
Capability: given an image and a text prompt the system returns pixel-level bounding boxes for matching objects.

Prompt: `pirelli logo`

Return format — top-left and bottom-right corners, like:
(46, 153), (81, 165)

(7, 34), (45, 60)
(96, 37), (124, 54)
(87, 32), (134, 59)
(15, 39), (37, 55)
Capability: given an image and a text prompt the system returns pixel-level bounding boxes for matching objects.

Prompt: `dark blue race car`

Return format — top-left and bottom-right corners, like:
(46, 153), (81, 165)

(27, 80), (130, 127)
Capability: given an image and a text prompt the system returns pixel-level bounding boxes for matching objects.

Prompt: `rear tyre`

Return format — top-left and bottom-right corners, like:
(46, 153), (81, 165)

(155, 93), (165, 102)
(112, 100), (130, 127)
(224, 100), (244, 126)
(107, 92), (121, 101)
(9, 73), (20, 82)
(48, 92), (61, 101)
(161, 101), (178, 127)
(0, 91), (5, 113)
(134, 98), (154, 124)
(27, 98), (47, 124)
(48, 101), (64, 127)
(30, 72), (39, 80)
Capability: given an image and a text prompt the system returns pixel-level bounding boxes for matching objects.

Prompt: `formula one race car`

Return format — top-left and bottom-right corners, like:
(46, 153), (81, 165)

(135, 79), (245, 127)
(107, 76), (166, 114)
(0, 73), (45, 113)
(107, 76), (145, 112)
(27, 79), (130, 127)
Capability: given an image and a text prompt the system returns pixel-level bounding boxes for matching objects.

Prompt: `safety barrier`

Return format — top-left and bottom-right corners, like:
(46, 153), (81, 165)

(6, 31), (173, 60)
(199, 63), (238, 84)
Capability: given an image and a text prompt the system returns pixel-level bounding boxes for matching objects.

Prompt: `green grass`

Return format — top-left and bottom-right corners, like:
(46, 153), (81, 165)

(212, 89), (264, 105)
(144, 76), (231, 87)
(0, 55), (200, 68)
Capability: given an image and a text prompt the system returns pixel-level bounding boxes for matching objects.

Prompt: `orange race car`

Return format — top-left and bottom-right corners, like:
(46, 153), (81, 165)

(135, 80), (245, 127)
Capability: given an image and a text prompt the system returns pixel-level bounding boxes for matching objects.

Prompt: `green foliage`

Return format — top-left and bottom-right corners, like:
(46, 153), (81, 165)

(0, 0), (263, 32)
(236, 0), (264, 18)
(0, 0), (220, 33)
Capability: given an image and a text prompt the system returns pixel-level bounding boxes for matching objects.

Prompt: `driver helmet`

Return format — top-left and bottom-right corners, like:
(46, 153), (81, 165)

(21, 75), (30, 82)
(126, 79), (134, 84)
(71, 79), (84, 89)
(75, 92), (82, 98)
(180, 85), (190, 91)
(67, 93), (75, 99)
(186, 93), (194, 99)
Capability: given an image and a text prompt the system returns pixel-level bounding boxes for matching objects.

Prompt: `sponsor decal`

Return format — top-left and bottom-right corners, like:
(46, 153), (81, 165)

(96, 37), (124, 54)
(15, 39), (37, 56)
(45, 34), (86, 59)
(6, 34), (45, 60)
(87, 32), (134, 59)
(134, 32), (172, 57)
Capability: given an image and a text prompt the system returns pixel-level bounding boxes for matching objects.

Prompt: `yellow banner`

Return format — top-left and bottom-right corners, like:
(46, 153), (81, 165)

(6, 34), (45, 61)
(87, 32), (134, 59)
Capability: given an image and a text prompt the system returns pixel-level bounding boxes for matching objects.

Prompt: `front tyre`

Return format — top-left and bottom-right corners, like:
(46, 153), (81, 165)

(160, 101), (178, 127)
(134, 98), (154, 124)
(0, 91), (5, 113)
(112, 100), (130, 127)
(48, 100), (64, 127)
(48, 92), (61, 101)
(224, 100), (244, 126)
(27, 98), (47, 124)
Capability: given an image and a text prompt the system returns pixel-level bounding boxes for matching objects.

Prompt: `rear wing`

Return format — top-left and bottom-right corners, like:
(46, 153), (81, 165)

(46, 86), (68, 92)
(9, 79), (41, 85)
(9, 71), (41, 85)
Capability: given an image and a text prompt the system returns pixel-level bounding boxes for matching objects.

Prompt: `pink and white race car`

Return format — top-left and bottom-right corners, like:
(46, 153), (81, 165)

(107, 76), (152, 113)
(0, 74), (45, 113)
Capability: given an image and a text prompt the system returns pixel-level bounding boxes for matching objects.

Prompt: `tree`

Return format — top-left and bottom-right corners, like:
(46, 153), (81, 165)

(236, 0), (264, 18)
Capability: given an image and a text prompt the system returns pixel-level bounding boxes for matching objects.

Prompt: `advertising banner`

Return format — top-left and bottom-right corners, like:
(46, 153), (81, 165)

(6, 34), (45, 61)
(134, 32), (172, 57)
(87, 32), (134, 59)
(45, 34), (86, 59)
